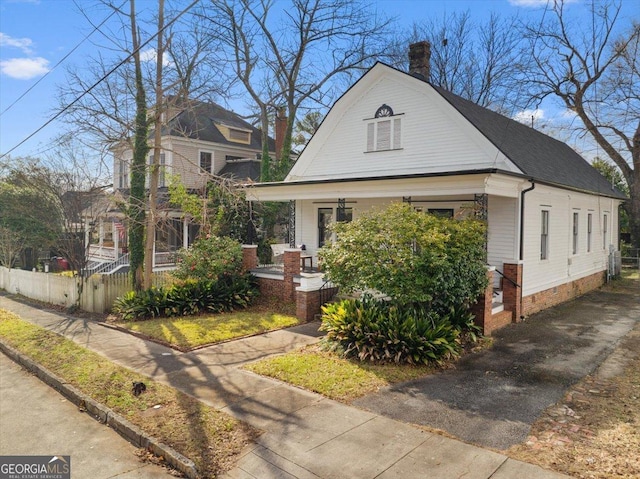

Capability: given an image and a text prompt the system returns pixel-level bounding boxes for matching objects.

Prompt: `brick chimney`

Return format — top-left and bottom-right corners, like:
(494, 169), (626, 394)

(408, 41), (431, 81)
(275, 106), (287, 160)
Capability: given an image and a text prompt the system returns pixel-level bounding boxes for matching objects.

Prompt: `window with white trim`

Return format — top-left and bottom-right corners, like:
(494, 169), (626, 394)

(147, 152), (166, 187)
(572, 211), (579, 255)
(365, 104), (402, 152)
(541, 210), (549, 260)
(117, 159), (129, 189)
(603, 213), (608, 249)
(587, 213), (593, 252)
(200, 151), (212, 173)
(318, 207), (353, 248)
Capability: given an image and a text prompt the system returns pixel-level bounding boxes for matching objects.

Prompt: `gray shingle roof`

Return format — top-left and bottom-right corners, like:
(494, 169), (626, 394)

(432, 85), (626, 199)
(218, 159), (261, 182)
(161, 100), (275, 152)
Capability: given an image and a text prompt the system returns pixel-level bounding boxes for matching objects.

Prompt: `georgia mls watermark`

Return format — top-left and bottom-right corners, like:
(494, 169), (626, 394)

(0, 456), (70, 479)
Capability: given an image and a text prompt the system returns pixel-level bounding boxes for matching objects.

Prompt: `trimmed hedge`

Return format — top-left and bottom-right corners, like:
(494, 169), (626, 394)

(112, 274), (257, 320)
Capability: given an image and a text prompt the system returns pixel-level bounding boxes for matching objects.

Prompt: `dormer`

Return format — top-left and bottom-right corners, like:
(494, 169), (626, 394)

(214, 122), (252, 145)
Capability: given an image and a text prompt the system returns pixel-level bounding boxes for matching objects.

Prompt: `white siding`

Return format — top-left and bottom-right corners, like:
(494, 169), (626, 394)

(296, 197), (475, 260)
(522, 185), (620, 296)
(287, 64), (521, 182)
(487, 196), (519, 285)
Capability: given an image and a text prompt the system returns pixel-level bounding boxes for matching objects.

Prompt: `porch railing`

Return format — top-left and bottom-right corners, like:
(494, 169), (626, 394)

(319, 279), (339, 306)
(88, 244), (117, 261)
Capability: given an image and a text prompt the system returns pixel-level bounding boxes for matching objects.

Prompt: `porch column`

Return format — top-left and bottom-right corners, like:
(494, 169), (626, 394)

(471, 267), (494, 335)
(98, 219), (104, 247)
(183, 218), (189, 248)
(113, 220), (119, 258)
(283, 248), (301, 302)
(288, 200), (296, 247)
(242, 245), (258, 272)
(503, 261), (523, 322)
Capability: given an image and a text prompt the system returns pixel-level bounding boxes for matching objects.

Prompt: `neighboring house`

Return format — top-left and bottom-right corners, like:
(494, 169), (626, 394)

(246, 42), (626, 326)
(87, 98), (277, 273)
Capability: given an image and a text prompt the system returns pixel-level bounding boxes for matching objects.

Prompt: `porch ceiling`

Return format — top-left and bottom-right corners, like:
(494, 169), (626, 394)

(245, 172), (524, 202)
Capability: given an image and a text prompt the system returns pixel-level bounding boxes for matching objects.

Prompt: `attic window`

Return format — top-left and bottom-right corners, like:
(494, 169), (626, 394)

(365, 104), (402, 152)
(228, 128), (250, 143)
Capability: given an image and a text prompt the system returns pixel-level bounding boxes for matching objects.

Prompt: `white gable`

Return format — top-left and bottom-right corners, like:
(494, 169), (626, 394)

(286, 63), (521, 182)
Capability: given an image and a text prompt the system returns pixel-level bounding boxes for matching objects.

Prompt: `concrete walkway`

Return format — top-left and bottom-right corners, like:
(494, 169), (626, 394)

(0, 293), (569, 479)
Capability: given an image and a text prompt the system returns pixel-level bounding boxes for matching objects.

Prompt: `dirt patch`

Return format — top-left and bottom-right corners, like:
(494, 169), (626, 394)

(508, 321), (640, 478)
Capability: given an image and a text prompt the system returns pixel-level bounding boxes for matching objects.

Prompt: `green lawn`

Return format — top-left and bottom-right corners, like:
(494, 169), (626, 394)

(116, 310), (301, 350)
(0, 309), (257, 478)
(244, 345), (438, 402)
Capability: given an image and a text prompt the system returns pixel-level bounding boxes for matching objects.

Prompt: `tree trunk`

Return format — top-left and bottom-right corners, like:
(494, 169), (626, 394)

(128, 0), (149, 292)
(629, 173), (640, 249)
(144, 0), (165, 290)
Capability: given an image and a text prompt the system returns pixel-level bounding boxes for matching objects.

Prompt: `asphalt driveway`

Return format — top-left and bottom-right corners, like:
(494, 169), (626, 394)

(353, 285), (640, 450)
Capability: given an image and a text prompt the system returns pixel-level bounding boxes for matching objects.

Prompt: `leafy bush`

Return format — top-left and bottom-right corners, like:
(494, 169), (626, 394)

(319, 202), (488, 316)
(173, 235), (243, 282)
(320, 297), (462, 364)
(113, 274), (257, 320)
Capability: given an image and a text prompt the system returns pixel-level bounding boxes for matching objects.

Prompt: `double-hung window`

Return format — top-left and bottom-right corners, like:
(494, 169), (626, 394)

(587, 213), (593, 252)
(200, 151), (212, 174)
(572, 212), (579, 255)
(541, 210), (549, 260)
(603, 213), (608, 249)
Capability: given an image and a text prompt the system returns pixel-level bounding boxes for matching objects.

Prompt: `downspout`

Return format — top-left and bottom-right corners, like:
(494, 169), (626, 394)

(518, 180), (535, 321)
(519, 180), (536, 261)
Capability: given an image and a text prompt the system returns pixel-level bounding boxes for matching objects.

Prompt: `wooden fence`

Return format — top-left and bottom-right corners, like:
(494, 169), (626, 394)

(0, 267), (171, 314)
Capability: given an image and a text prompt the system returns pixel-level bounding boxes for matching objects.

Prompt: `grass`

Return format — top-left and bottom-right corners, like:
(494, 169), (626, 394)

(245, 344), (442, 402)
(0, 309), (258, 478)
(112, 296), (300, 351)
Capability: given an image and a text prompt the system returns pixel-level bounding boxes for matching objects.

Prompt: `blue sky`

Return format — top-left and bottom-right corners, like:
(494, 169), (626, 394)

(0, 0), (638, 161)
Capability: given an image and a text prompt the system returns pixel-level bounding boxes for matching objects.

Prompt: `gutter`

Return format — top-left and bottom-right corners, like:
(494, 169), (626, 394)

(519, 180), (536, 261)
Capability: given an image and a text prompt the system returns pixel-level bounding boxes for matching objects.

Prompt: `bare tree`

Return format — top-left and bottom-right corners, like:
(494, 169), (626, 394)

(144, 0), (165, 290)
(201, 0), (393, 180)
(387, 11), (525, 113)
(521, 0), (640, 247)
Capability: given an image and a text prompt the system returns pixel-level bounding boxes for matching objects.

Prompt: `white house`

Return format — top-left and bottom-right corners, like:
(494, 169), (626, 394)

(245, 43), (625, 330)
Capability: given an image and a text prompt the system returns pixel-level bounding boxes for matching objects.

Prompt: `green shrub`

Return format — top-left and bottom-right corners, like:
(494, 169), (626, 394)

(112, 274), (257, 320)
(173, 235), (243, 282)
(319, 202), (488, 316)
(320, 297), (461, 365)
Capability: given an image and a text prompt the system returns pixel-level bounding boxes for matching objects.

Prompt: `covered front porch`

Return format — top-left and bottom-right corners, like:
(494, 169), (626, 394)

(245, 171), (528, 334)
(85, 215), (199, 274)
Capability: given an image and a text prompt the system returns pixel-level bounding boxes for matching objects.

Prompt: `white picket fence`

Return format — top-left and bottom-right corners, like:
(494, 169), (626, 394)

(0, 267), (171, 313)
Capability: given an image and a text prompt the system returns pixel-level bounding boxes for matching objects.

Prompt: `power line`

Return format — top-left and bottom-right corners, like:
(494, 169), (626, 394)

(0, 0), (199, 160)
(0, 1), (126, 118)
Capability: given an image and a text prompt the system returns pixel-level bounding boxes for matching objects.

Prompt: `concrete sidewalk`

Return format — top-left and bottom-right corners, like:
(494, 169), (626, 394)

(0, 294), (568, 479)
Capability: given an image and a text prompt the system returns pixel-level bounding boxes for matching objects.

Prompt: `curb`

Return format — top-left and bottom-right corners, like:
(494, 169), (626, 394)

(0, 340), (199, 479)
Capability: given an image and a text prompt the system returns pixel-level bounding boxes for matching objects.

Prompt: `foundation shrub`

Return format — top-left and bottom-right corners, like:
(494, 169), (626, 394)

(318, 203), (487, 361)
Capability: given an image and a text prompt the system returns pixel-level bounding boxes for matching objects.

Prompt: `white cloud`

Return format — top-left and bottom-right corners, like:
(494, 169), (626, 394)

(513, 108), (545, 125)
(139, 48), (173, 67)
(0, 57), (50, 79)
(0, 32), (34, 54)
